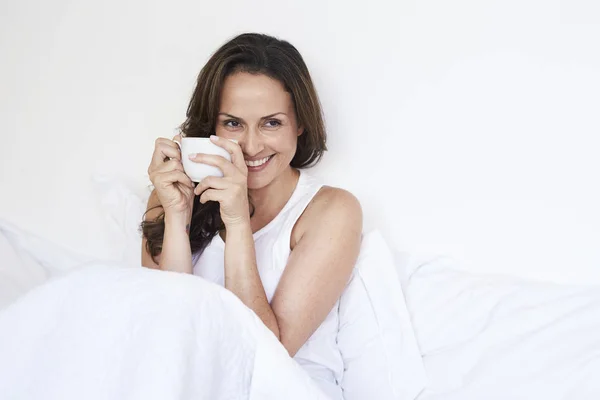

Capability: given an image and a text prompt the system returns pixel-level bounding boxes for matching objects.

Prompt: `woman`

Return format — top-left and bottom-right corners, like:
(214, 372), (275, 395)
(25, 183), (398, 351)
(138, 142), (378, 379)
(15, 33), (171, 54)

(141, 33), (362, 398)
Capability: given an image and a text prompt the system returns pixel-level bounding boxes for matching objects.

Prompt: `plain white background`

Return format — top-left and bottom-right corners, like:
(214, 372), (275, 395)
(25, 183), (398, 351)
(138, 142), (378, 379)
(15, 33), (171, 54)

(1, 0), (598, 284)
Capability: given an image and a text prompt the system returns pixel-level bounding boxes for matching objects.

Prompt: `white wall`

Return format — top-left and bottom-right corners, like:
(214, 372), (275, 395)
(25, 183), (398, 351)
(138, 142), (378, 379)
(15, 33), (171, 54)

(1, 0), (598, 284)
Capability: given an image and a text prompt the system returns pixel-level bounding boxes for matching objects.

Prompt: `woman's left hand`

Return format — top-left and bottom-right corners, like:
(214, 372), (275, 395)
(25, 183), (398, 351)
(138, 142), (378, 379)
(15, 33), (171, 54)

(190, 135), (250, 227)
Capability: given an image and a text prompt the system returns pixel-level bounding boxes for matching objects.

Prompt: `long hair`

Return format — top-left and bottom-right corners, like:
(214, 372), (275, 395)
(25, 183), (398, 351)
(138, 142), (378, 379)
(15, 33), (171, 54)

(141, 33), (327, 263)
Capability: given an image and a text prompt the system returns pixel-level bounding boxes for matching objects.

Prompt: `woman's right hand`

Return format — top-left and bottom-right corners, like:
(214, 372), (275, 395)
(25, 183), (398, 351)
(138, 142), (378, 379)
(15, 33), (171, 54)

(148, 135), (195, 219)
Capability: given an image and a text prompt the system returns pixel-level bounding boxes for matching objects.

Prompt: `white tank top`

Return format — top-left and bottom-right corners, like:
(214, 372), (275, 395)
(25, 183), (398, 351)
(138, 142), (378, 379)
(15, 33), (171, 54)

(192, 169), (343, 399)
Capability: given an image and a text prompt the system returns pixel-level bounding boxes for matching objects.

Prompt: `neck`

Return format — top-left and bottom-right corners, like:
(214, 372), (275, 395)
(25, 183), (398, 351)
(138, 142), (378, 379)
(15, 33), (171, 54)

(247, 167), (300, 230)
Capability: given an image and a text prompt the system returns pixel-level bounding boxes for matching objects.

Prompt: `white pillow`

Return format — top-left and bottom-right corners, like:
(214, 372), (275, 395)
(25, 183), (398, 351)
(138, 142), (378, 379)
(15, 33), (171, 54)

(0, 175), (147, 310)
(0, 220), (92, 309)
(91, 174), (150, 265)
(337, 230), (427, 400)
(0, 221), (47, 309)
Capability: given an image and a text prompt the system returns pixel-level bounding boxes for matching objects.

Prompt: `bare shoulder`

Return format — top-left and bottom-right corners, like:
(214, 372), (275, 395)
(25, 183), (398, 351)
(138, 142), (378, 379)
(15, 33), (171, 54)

(292, 186), (362, 248)
(310, 186), (362, 217)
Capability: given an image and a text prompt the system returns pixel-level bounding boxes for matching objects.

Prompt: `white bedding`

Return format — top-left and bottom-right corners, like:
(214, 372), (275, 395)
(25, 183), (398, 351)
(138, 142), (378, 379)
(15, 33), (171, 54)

(405, 256), (600, 399)
(2, 217), (600, 399)
(0, 267), (332, 400)
(0, 222), (329, 400)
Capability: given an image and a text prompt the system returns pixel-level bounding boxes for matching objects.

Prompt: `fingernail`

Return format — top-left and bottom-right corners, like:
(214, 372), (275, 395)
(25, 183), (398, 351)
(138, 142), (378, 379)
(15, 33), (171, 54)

(188, 153), (197, 159)
(210, 135), (218, 142)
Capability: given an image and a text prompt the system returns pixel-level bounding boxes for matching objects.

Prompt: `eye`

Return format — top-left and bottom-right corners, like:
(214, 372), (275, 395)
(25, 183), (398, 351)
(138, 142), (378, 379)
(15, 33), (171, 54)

(224, 120), (241, 128)
(264, 119), (281, 128)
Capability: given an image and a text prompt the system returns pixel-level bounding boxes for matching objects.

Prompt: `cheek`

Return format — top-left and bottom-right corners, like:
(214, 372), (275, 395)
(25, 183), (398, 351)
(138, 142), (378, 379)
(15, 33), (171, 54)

(215, 126), (235, 139)
(269, 131), (297, 157)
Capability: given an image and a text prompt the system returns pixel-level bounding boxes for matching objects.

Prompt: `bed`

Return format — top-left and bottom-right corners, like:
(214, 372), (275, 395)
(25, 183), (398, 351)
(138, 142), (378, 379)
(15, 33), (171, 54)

(1, 177), (599, 399)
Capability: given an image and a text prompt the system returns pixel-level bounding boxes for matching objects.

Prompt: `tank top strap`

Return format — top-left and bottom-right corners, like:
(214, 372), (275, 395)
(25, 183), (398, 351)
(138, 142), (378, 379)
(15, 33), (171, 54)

(283, 170), (324, 225)
(268, 169), (324, 270)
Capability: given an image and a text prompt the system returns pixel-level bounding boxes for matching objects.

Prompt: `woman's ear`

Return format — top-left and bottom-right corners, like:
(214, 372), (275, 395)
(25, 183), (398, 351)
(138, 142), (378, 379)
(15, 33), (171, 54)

(297, 126), (304, 136)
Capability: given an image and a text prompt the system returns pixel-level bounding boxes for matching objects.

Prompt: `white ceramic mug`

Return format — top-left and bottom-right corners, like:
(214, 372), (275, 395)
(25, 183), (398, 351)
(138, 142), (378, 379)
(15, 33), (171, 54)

(179, 137), (232, 182)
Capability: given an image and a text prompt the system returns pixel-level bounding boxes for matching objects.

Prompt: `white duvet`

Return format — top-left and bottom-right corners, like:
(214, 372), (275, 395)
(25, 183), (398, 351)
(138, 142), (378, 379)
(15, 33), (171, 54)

(0, 223), (329, 400)
(2, 218), (600, 400)
(406, 256), (600, 399)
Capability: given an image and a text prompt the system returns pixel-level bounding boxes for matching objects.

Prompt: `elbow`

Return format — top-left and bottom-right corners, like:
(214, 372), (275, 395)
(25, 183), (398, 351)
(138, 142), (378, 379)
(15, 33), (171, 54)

(280, 340), (299, 358)
(268, 320), (298, 356)
(141, 246), (161, 270)
(277, 330), (301, 358)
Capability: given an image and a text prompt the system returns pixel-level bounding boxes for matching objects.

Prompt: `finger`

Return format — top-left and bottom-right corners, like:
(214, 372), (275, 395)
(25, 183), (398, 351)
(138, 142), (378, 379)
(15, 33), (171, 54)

(209, 135), (246, 172)
(199, 188), (221, 204)
(172, 134), (182, 148)
(151, 159), (184, 175)
(151, 138), (181, 167)
(194, 176), (229, 196)
(188, 153), (237, 177)
(156, 170), (194, 189)
(155, 137), (181, 152)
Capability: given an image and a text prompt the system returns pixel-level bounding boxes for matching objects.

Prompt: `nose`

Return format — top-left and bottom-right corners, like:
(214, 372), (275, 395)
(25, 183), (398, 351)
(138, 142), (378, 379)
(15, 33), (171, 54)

(238, 127), (264, 157)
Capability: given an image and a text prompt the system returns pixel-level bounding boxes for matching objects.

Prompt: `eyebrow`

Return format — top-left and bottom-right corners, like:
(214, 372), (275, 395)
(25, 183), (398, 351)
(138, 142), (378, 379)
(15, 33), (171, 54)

(218, 112), (287, 121)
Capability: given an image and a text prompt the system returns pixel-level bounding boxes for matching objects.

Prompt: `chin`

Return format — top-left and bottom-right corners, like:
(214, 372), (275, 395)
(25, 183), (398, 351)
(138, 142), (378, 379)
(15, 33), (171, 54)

(245, 167), (273, 190)
(246, 156), (289, 190)
(246, 176), (269, 190)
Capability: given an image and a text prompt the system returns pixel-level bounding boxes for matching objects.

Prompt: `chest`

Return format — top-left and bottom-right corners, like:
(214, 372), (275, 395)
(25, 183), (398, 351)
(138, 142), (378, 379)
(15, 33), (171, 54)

(192, 232), (290, 302)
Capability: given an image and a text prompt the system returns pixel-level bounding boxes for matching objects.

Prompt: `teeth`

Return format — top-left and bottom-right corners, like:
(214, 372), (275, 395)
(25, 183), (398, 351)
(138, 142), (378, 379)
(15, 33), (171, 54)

(245, 156), (271, 167)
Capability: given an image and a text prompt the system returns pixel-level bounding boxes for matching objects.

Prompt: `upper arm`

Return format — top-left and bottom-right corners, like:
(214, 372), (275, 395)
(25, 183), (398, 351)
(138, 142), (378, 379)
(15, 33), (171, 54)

(141, 189), (163, 269)
(271, 187), (362, 356)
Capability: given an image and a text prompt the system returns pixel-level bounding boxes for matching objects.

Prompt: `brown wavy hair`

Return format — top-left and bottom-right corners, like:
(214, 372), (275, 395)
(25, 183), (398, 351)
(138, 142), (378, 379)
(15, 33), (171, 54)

(141, 33), (327, 262)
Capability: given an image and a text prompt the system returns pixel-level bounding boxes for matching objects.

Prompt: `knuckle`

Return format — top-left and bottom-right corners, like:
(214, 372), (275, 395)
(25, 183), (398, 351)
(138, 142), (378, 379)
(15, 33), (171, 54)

(150, 175), (161, 185)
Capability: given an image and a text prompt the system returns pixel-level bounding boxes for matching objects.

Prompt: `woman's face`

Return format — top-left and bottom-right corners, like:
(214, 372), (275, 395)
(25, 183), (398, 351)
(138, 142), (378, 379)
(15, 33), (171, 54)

(216, 72), (303, 190)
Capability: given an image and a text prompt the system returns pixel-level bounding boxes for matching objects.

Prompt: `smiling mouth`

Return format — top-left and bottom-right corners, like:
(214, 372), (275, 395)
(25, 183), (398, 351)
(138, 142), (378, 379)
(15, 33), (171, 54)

(245, 155), (273, 167)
